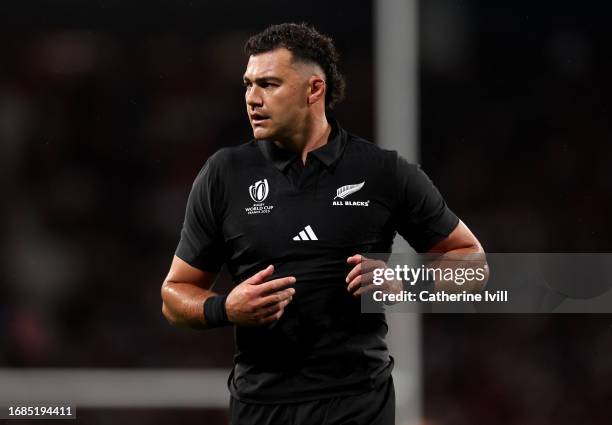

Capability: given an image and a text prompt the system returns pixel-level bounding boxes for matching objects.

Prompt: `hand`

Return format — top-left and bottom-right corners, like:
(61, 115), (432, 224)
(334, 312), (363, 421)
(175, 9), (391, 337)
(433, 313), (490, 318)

(346, 254), (402, 301)
(225, 265), (296, 326)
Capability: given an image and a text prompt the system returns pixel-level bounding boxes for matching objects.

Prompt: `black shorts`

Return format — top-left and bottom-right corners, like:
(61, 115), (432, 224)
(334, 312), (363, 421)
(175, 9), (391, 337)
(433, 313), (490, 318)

(229, 376), (395, 425)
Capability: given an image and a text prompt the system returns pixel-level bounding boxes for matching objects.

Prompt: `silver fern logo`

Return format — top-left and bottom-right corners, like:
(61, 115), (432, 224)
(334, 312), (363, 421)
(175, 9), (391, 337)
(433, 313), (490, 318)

(249, 179), (269, 202)
(332, 181), (370, 207)
(334, 182), (365, 200)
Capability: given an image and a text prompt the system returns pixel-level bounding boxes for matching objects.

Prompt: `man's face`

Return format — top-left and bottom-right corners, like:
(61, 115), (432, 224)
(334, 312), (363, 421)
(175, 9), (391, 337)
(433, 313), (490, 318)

(243, 48), (310, 141)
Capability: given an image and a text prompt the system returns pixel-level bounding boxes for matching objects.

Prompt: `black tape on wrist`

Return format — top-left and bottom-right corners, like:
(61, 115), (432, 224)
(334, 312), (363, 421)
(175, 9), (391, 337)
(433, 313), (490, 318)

(203, 294), (231, 327)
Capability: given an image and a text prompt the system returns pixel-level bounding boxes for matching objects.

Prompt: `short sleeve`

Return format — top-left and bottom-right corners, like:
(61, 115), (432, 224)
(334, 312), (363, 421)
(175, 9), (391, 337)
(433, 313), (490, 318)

(175, 158), (225, 271)
(393, 155), (459, 252)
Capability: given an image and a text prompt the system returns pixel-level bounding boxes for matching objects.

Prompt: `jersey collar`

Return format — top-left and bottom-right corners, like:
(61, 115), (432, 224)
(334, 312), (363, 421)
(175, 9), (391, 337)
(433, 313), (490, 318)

(258, 117), (348, 172)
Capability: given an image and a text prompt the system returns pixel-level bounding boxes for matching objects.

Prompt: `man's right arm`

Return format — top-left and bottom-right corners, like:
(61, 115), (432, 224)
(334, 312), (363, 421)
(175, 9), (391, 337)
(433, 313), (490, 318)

(161, 255), (220, 330)
(161, 256), (296, 329)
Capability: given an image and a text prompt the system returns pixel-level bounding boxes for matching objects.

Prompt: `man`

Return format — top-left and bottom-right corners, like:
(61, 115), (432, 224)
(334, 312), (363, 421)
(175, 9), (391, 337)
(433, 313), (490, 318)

(161, 23), (484, 425)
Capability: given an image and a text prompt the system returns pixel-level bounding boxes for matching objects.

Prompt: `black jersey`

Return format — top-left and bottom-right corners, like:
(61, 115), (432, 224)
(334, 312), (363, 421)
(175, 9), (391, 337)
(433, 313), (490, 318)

(175, 119), (458, 403)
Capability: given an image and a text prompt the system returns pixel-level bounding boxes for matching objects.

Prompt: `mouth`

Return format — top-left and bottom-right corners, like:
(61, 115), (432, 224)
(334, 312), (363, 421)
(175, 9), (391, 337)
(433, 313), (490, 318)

(250, 112), (270, 126)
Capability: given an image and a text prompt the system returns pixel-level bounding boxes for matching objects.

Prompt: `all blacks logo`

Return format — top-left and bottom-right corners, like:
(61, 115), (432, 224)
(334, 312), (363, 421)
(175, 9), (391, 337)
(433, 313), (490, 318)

(245, 178), (274, 215)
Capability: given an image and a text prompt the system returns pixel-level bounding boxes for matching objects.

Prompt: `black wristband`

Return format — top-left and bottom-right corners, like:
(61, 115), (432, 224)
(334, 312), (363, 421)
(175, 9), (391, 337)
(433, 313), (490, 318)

(203, 294), (231, 327)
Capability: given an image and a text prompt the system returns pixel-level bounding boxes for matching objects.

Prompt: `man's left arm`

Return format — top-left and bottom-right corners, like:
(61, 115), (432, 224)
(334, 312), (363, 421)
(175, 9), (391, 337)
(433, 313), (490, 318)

(426, 219), (489, 292)
(426, 219), (482, 255)
(346, 220), (489, 297)
(346, 156), (489, 296)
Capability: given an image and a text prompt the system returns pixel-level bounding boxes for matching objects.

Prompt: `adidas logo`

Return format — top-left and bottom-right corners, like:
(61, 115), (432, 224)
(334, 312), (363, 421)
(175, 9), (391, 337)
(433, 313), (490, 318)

(292, 225), (318, 241)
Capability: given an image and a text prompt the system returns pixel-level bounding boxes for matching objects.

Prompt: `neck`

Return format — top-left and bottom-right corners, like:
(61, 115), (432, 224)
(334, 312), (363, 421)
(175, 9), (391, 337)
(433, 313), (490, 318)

(274, 114), (331, 164)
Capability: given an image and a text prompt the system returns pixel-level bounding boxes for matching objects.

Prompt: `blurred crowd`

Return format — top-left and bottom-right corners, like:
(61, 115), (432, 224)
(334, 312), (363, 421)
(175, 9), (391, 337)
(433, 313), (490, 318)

(0, 29), (252, 369)
(420, 2), (612, 423)
(0, 1), (611, 424)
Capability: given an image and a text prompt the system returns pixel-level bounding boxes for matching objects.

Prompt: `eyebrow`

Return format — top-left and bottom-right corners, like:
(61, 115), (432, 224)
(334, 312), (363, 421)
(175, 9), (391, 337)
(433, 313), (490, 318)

(242, 75), (283, 84)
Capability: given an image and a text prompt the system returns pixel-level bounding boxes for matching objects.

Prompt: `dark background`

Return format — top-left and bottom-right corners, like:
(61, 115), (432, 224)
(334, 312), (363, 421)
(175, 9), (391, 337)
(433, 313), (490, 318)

(1, 0), (611, 424)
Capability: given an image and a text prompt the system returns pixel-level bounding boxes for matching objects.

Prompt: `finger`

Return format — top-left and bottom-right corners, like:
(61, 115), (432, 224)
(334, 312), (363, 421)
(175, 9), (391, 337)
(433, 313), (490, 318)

(257, 276), (297, 295)
(347, 271), (374, 293)
(244, 265), (275, 285)
(354, 281), (379, 297)
(256, 289), (295, 308)
(258, 298), (291, 317)
(259, 307), (286, 324)
(346, 254), (363, 265)
(346, 259), (386, 284)
(345, 262), (362, 284)
(362, 259), (387, 274)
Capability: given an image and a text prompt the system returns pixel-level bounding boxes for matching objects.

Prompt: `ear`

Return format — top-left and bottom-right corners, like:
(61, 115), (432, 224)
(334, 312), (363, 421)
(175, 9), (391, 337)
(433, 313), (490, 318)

(307, 76), (326, 105)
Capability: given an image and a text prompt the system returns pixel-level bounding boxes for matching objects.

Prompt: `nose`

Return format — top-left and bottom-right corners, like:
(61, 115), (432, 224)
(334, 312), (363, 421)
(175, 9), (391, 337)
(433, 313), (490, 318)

(245, 85), (263, 109)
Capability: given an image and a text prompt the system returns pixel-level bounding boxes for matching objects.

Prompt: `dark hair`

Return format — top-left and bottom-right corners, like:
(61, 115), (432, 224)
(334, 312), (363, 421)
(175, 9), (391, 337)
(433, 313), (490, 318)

(244, 23), (345, 110)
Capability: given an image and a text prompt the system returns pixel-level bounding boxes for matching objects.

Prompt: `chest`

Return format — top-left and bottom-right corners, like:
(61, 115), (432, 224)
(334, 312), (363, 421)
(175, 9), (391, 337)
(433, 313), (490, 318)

(221, 161), (395, 263)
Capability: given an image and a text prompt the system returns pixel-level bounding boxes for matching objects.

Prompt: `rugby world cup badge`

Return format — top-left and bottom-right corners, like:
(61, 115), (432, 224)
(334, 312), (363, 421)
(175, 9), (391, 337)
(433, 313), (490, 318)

(246, 178), (274, 214)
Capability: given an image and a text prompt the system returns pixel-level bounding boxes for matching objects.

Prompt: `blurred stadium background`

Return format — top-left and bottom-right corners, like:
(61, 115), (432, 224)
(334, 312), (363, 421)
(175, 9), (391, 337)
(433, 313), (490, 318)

(1, 0), (611, 424)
